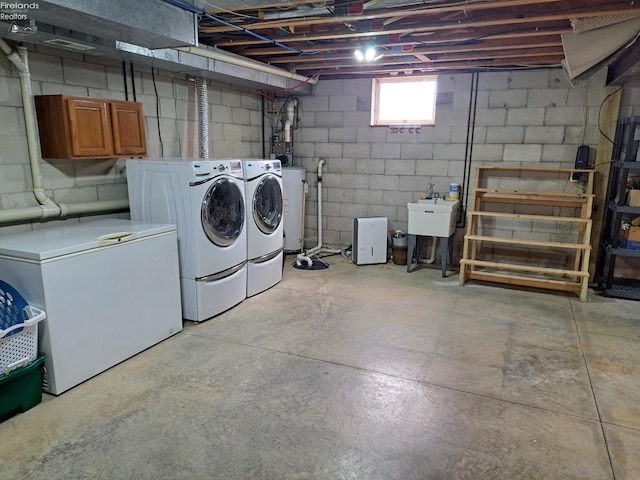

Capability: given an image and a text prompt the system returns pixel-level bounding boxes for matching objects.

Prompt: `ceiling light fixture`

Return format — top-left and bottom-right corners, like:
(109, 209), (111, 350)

(354, 47), (383, 62)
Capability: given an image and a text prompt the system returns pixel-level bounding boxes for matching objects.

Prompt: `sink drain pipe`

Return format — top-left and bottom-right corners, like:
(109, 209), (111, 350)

(296, 159), (340, 267)
(423, 238), (438, 264)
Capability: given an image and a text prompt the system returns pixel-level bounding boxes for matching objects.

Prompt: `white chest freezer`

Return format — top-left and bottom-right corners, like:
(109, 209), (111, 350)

(0, 219), (183, 394)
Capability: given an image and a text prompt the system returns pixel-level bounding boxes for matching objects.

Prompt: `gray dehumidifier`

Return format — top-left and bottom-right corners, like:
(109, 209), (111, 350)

(352, 217), (388, 265)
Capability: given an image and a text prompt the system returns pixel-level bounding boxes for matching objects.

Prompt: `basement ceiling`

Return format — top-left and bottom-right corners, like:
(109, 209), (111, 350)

(188, 0), (640, 80)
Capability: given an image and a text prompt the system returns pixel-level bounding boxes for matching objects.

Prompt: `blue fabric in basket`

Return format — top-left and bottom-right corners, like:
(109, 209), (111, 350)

(0, 280), (29, 338)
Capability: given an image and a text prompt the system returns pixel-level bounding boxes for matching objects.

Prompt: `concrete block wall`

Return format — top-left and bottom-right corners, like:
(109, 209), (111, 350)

(294, 69), (613, 259)
(0, 44), (264, 231)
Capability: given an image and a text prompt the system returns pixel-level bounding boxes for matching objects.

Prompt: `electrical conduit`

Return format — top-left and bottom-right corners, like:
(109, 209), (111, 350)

(0, 39), (128, 225)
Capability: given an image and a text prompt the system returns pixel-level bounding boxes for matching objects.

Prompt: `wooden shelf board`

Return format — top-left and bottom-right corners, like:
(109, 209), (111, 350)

(475, 188), (594, 198)
(459, 258), (589, 277)
(469, 211), (592, 223)
(464, 234), (592, 250)
(476, 166), (595, 174)
(466, 270), (582, 292)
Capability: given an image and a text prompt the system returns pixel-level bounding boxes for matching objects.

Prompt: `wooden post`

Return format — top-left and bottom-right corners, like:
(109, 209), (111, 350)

(589, 86), (622, 281)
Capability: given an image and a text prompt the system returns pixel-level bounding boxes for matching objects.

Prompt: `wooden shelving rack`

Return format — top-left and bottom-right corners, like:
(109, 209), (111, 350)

(459, 166), (595, 302)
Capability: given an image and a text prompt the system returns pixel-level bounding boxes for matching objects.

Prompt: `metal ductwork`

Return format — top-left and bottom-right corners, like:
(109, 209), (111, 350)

(0, 0), (315, 92)
(16, 0), (198, 49)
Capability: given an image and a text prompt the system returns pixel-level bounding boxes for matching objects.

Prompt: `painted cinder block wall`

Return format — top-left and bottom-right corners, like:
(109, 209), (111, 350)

(1, 43), (639, 273)
(293, 69), (614, 257)
(0, 44), (264, 233)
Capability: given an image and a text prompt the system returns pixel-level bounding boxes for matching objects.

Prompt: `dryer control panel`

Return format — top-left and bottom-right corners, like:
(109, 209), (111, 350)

(190, 160), (244, 181)
(244, 159), (282, 178)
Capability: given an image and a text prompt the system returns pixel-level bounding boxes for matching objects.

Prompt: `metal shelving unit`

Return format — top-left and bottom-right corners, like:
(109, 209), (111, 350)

(596, 116), (640, 300)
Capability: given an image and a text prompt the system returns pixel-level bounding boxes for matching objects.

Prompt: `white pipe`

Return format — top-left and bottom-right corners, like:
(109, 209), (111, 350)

(316, 158), (324, 248)
(9, 43), (60, 215)
(0, 39), (129, 225)
(177, 46), (318, 85)
(0, 206), (50, 223)
(296, 159), (324, 266)
(284, 99), (296, 156)
(64, 200), (129, 216)
(424, 236), (438, 264)
(299, 179), (307, 252)
(0, 200), (128, 224)
(295, 159), (341, 266)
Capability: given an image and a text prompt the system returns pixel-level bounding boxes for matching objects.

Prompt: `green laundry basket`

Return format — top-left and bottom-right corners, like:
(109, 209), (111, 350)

(0, 353), (46, 422)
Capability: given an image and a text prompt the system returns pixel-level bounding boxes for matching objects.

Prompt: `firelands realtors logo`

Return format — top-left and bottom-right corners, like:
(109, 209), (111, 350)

(0, 2), (39, 21)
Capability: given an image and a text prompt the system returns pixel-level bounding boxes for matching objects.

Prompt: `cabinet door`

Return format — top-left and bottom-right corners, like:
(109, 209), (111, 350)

(66, 98), (114, 157)
(110, 101), (147, 156)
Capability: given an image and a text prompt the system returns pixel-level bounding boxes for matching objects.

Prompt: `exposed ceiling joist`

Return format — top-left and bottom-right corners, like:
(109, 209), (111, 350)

(191, 0), (640, 79)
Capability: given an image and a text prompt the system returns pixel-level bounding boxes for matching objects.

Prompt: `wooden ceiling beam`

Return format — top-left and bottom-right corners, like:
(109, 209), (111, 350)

(199, 0), (566, 33)
(209, 5), (640, 48)
(200, 0), (637, 34)
(263, 40), (563, 64)
(299, 54), (567, 76)
(211, 15), (571, 46)
(289, 48), (565, 71)
(237, 27), (566, 56)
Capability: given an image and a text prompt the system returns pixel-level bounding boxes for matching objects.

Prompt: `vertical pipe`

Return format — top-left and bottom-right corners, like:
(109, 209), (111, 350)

(130, 63), (137, 101)
(122, 61), (129, 101)
(261, 95), (266, 159)
(196, 77), (209, 159)
(14, 45), (60, 216)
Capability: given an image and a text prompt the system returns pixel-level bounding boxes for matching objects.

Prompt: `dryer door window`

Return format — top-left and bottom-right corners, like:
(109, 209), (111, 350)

(201, 178), (245, 247)
(253, 175), (283, 234)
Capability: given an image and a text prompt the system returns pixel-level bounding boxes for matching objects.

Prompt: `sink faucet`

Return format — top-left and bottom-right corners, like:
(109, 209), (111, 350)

(426, 183), (435, 198)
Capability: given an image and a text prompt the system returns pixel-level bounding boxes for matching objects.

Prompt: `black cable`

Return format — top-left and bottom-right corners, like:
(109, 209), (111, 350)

(596, 86), (624, 159)
(457, 71), (478, 228)
(163, 0), (307, 55)
(151, 68), (164, 157)
(130, 63), (137, 102)
(122, 61), (128, 101)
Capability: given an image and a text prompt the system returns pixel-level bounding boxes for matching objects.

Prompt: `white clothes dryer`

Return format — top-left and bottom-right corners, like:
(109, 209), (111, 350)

(242, 159), (284, 297)
(127, 158), (246, 321)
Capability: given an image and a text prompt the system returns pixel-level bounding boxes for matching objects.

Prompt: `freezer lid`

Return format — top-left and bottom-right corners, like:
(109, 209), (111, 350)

(0, 219), (176, 261)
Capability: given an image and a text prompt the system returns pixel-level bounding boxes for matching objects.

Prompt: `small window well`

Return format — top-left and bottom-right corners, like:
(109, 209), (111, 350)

(371, 75), (438, 126)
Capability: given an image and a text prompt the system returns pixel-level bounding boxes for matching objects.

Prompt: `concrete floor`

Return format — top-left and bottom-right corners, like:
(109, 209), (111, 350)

(2, 255), (640, 479)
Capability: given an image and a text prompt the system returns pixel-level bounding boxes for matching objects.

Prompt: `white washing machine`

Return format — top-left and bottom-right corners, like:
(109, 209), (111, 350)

(243, 159), (284, 297)
(127, 158), (247, 321)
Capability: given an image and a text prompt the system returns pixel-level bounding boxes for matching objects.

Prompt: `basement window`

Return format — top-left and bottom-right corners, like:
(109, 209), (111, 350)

(370, 75), (438, 126)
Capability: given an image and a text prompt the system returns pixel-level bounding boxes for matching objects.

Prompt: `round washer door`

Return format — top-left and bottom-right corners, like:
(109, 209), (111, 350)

(253, 175), (283, 234)
(201, 177), (245, 247)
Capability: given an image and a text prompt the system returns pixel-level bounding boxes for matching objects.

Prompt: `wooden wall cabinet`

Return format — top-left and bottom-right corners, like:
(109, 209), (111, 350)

(34, 95), (146, 159)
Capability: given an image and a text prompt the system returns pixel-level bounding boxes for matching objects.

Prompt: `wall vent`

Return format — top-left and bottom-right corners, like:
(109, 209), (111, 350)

(43, 38), (96, 51)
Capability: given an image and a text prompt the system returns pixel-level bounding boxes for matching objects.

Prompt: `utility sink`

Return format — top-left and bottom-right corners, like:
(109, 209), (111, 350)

(407, 199), (460, 237)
